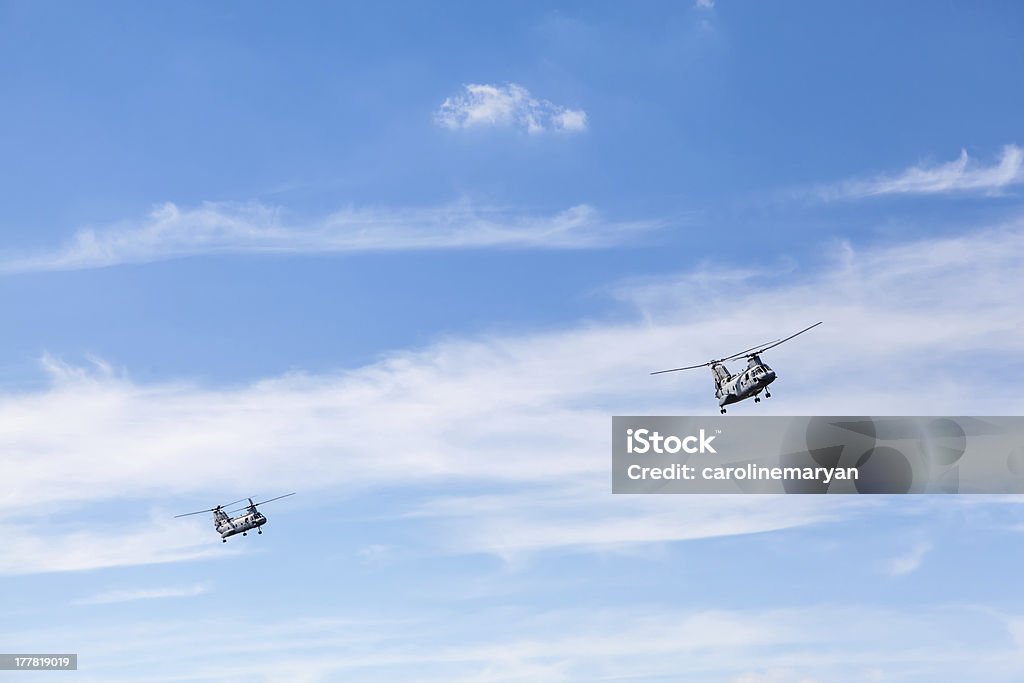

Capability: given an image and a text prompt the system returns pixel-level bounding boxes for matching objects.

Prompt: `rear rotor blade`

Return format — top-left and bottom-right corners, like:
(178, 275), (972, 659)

(251, 492), (296, 507)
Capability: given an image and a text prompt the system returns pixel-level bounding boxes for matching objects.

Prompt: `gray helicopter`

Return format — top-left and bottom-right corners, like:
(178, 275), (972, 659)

(175, 493), (295, 543)
(651, 322), (822, 413)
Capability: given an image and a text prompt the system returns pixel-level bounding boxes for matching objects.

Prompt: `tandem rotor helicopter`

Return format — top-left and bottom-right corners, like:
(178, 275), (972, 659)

(651, 322), (822, 413)
(175, 493), (295, 543)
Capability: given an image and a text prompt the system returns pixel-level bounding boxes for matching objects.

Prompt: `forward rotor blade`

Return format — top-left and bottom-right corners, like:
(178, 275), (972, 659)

(174, 497), (249, 518)
(747, 321), (822, 355)
(650, 361), (712, 375)
(721, 338), (781, 362)
(651, 323), (821, 377)
(251, 492), (296, 507)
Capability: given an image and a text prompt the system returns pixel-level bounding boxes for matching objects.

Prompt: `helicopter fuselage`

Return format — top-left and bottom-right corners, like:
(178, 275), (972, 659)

(213, 509), (266, 539)
(714, 356), (777, 408)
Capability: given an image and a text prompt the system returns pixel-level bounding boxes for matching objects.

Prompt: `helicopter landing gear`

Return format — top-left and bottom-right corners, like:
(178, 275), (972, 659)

(242, 532), (247, 536)
(720, 407), (727, 414)
(754, 396), (761, 403)
(258, 528), (262, 535)
(765, 390), (771, 398)
(222, 539), (227, 543)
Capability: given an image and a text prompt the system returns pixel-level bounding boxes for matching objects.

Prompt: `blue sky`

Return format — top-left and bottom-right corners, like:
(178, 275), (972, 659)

(1, 2), (1024, 681)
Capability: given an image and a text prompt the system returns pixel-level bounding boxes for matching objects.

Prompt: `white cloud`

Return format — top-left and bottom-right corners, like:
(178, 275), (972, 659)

(820, 144), (1024, 199)
(0, 515), (237, 575)
(695, 0), (716, 8)
(1, 221), (1023, 572)
(434, 83), (588, 134)
(75, 583), (210, 605)
(1007, 616), (1024, 648)
(886, 541), (931, 577)
(0, 200), (655, 273)
(734, 672), (817, 683)
(4, 605), (1022, 682)
(413, 489), (848, 559)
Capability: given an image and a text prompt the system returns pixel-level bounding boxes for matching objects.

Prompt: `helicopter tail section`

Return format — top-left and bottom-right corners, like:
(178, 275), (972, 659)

(710, 363), (731, 385)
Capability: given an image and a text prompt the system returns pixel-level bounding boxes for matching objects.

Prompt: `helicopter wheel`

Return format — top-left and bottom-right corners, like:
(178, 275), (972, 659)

(222, 539), (227, 543)
(765, 391), (771, 398)
(242, 532), (247, 536)
(258, 529), (262, 535)
(754, 396), (760, 403)
(720, 408), (726, 414)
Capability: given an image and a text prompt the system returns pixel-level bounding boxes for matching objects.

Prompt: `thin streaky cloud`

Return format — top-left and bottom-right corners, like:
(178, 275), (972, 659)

(886, 541), (932, 577)
(5, 605), (1023, 682)
(819, 144), (1024, 200)
(2, 221), (1024, 572)
(0, 516), (239, 575)
(74, 583), (210, 606)
(0, 200), (657, 273)
(733, 672), (817, 683)
(434, 83), (588, 134)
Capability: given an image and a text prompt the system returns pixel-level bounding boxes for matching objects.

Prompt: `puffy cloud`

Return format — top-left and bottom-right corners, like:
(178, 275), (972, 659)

(434, 83), (588, 134)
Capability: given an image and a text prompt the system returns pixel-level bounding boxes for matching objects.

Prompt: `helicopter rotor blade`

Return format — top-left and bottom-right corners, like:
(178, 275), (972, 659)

(741, 321), (822, 357)
(651, 322), (822, 375)
(174, 507), (217, 518)
(720, 338), (782, 362)
(650, 361), (713, 375)
(174, 497), (250, 518)
(250, 492), (296, 507)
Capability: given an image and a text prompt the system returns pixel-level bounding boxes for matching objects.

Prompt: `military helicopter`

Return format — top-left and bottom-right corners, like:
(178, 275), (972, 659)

(651, 322), (822, 413)
(175, 493), (295, 543)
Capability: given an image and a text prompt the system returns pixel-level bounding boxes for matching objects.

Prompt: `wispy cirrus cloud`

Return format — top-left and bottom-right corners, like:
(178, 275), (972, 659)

(75, 583), (210, 606)
(0, 200), (655, 273)
(434, 83), (588, 134)
(0, 515), (237, 575)
(819, 144), (1024, 200)
(733, 672), (818, 683)
(6, 605), (1024, 682)
(886, 541), (932, 577)
(2, 220), (1024, 572)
